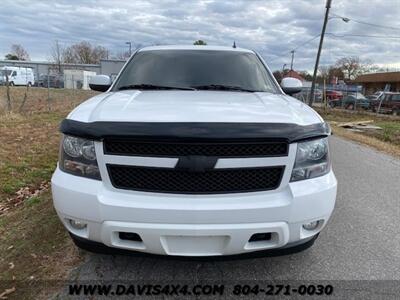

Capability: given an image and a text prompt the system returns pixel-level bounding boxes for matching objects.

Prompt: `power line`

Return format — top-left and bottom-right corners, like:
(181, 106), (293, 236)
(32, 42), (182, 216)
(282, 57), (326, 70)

(268, 31), (400, 63)
(292, 34), (321, 51)
(326, 33), (400, 39)
(330, 13), (400, 31)
(266, 12), (400, 64)
(267, 34), (321, 63)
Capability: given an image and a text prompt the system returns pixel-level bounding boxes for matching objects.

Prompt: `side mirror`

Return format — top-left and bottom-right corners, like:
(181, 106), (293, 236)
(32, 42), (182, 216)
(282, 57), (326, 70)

(281, 77), (302, 95)
(89, 75), (111, 92)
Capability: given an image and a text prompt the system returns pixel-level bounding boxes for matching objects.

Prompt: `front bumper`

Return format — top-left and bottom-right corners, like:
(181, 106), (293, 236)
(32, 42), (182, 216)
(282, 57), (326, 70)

(51, 168), (337, 256)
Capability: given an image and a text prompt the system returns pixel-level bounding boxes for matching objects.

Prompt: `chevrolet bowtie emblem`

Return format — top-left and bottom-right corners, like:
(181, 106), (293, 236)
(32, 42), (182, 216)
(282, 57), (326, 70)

(175, 155), (218, 173)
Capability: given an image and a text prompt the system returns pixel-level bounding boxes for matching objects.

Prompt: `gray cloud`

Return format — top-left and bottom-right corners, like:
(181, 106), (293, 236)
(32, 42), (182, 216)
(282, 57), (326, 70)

(0, 0), (399, 71)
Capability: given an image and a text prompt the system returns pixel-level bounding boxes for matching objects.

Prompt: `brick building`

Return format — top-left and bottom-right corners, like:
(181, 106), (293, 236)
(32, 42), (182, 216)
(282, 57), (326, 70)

(283, 70), (305, 81)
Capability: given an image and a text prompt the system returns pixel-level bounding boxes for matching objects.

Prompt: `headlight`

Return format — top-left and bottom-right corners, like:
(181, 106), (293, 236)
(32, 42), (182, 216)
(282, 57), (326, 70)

(59, 135), (101, 180)
(290, 138), (330, 182)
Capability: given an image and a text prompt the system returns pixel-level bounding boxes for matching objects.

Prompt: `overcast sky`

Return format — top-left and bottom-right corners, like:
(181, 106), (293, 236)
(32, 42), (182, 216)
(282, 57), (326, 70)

(1, 0), (399, 71)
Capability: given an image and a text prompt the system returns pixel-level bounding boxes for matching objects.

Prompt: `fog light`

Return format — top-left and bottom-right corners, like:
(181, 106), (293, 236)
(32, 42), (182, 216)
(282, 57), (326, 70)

(302, 220), (321, 231)
(69, 219), (87, 230)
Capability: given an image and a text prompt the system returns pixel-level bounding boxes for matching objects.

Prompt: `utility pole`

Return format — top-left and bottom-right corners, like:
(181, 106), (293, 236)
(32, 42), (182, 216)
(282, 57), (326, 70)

(290, 50), (295, 70)
(309, 0), (332, 106)
(126, 42), (132, 56)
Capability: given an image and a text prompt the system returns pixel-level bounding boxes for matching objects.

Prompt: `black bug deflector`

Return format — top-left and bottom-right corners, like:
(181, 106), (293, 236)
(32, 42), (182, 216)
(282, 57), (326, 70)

(60, 120), (331, 143)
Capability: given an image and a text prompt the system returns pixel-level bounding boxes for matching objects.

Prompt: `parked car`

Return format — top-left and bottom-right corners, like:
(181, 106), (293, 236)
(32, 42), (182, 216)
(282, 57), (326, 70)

(293, 88), (322, 103)
(313, 89), (323, 102)
(371, 92), (400, 115)
(52, 45), (337, 256)
(342, 93), (370, 110)
(367, 91), (385, 101)
(326, 90), (343, 107)
(37, 74), (64, 88)
(0, 66), (35, 86)
(326, 90), (343, 100)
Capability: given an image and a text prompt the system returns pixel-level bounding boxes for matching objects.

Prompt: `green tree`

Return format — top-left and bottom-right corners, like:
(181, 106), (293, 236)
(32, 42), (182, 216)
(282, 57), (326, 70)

(4, 44), (30, 61)
(193, 40), (207, 45)
(5, 54), (19, 60)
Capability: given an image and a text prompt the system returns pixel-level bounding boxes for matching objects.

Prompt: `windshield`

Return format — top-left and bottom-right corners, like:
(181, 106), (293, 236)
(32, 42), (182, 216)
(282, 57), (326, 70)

(113, 50), (279, 93)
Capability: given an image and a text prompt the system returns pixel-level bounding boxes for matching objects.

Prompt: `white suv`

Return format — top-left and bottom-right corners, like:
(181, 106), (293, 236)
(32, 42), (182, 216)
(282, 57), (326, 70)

(51, 45), (337, 257)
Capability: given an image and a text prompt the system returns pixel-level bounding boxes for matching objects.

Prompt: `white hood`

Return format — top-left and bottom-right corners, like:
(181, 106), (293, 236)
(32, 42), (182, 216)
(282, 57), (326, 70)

(68, 90), (322, 126)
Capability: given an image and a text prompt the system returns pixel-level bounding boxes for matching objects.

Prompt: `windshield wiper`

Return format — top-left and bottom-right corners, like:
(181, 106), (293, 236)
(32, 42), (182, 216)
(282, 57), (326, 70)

(118, 83), (195, 91)
(191, 84), (258, 92)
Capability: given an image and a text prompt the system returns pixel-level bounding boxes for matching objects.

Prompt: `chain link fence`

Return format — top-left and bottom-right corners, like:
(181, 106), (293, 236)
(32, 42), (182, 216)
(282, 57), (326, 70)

(0, 68), (98, 114)
(294, 83), (399, 116)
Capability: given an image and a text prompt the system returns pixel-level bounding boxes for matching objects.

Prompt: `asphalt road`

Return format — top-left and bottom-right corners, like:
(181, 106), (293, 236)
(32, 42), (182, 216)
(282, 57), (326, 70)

(60, 136), (400, 299)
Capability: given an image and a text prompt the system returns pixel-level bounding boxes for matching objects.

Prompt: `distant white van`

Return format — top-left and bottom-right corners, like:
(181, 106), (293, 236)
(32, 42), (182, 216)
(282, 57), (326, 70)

(0, 66), (35, 86)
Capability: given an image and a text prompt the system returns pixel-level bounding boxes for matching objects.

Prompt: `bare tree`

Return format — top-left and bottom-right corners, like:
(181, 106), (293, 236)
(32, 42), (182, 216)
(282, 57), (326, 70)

(318, 66), (330, 81)
(115, 51), (131, 60)
(10, 44), (30, 61)
(62, 46), (75, 64)
(361, 59), (379, 74)
(334, 56), (375, 81)
(50, 40), (63, 73)
(61, 41), (109, 64)
(92, 45), (108, 62)
(318, 65), (345, 84)
(113, 42), (142, 60)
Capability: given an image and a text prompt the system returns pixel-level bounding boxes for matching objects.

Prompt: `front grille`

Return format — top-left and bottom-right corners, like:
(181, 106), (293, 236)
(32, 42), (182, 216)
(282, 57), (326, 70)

(107, 165), (284, 194)
(104, 139), (288, 157)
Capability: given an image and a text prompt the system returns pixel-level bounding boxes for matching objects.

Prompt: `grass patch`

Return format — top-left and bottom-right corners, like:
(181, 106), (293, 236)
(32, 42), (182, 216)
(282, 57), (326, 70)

(0, 86), (98, 114)
(317, 109), (400, 157)
(0, 112), (62, 200)
(0, 88), (93, 299)
(2, 183), (20, 194)
(25, 196), (42, 206)
(0, 192), (82, 299)
(375, 122), (400, 145)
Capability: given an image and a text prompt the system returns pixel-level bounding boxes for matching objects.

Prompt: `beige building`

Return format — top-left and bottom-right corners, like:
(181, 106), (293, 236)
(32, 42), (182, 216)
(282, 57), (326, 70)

(354, 72), (400, 95)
